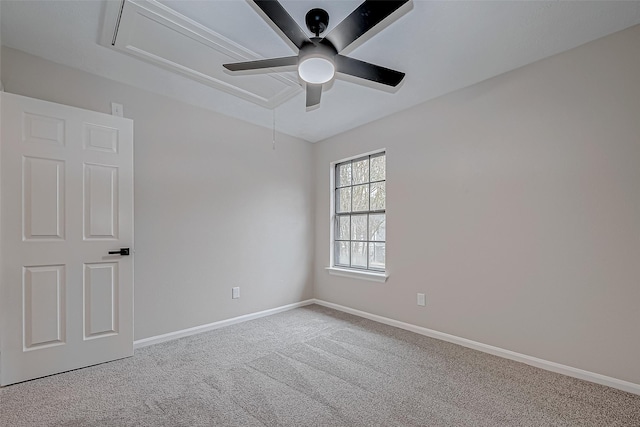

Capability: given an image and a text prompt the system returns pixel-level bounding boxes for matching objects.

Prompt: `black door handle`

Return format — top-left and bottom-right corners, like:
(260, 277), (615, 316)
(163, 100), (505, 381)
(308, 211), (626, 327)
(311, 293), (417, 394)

(108, 248), (130, 256)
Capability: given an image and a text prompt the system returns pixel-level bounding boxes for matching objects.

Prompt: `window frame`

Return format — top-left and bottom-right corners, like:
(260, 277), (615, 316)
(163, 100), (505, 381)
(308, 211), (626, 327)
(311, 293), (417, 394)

(327, 150), (388, 282)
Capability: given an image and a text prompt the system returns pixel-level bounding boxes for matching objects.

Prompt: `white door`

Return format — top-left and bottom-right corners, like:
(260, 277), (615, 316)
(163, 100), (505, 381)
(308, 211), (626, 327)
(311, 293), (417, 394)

(0, 92), (134, 386)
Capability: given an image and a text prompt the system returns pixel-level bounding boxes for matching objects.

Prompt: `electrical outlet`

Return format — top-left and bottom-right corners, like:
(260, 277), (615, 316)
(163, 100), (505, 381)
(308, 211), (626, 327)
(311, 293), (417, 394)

(232, 287), (240, 299)
(417, 293), (426, 307)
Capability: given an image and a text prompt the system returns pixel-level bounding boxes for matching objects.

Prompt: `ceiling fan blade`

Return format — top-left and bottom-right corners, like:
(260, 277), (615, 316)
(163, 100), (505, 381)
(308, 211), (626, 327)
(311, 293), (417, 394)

(223, 56), (298, 72)
(324, 0), (409, 53)
(335, 55), (405, 87)
(306, 84), (322, 107)
(253, 0), (310, 50)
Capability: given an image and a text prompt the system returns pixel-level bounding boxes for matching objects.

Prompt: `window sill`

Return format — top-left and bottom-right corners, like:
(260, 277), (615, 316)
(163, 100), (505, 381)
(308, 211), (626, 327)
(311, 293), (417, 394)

(325, 267), (388, 283)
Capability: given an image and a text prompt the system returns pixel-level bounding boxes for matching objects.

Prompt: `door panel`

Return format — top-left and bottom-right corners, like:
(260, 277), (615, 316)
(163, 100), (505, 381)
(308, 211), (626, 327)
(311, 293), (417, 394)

(1, 92), (134, 385)
(23, 112), (65, 146)
(23, 157), (66, 241)
(84, 163), (119, 240)
(84, 262), (119, 339)
(23, 265), (66, 350)
(83, 123), (119, 153)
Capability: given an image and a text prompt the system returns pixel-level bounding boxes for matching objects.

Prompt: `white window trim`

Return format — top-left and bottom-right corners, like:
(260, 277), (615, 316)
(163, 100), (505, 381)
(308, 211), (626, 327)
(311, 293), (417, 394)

(325, 266), (389, 283)
(328, 148), (388, 282)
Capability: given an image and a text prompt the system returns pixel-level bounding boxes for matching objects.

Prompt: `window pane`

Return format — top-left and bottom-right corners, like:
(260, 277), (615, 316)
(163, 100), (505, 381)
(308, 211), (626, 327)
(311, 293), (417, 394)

(370, 154), (385, 181)
(352, 158), (369, 184)
(336, 187), (351, 213)
(370, 181), (385, 211)
(369, 213), (386, 242)
(351, 214), (367, 241)
(351, 242), (367, 268)
(352, 184), (369, 211)
(336, 162), (352, 188)
(368, 243), (385, 270)
(335, 242), (350, 266)
(333, 152), (385, 273)
(336, 216), (350, 240)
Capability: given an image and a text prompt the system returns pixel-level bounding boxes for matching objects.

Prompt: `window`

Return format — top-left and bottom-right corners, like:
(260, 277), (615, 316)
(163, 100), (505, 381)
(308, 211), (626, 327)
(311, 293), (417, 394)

(333, 152), (386, 272)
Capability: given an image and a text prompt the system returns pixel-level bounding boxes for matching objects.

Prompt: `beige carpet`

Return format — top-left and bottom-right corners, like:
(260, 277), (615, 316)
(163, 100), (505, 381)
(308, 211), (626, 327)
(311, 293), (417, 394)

(1, 304), (639, 426)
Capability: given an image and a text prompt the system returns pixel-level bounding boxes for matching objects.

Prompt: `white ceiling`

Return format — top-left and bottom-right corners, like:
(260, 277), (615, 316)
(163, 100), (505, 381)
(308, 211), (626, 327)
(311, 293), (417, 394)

(2, 0), (640, 142)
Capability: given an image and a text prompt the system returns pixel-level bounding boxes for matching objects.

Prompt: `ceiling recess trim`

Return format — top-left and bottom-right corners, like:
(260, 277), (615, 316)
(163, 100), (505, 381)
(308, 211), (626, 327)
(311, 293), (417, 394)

(100, 0), (301, 109)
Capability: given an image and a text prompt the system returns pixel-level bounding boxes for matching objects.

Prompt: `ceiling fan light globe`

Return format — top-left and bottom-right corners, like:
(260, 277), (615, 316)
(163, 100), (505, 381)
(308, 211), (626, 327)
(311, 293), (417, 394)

(298, 57), (335, 84)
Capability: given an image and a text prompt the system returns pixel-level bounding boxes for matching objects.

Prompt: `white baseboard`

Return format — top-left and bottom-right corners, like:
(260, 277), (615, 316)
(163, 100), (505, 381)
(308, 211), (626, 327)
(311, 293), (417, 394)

(133, 299), (315, 349)
(312, 299), (640, 396)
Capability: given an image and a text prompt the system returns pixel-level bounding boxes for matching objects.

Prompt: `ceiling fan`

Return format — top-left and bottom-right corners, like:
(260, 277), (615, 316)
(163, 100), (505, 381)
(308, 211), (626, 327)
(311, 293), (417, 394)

(223, 0), (410, 108)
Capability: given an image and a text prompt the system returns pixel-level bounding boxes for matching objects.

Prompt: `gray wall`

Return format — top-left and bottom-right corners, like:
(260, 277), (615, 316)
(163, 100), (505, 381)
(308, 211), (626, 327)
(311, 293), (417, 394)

(1, 47), (315, 340)
(313, 25), (640, 384)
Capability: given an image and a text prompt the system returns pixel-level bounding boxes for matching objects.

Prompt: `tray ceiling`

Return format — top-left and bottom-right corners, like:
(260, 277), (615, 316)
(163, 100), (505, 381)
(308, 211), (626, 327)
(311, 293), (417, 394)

(101, 0), (301, 108)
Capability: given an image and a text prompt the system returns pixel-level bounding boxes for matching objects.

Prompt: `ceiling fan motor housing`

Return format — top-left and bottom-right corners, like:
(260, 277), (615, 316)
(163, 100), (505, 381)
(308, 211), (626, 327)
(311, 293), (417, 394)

(300, 38), (337, 60)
